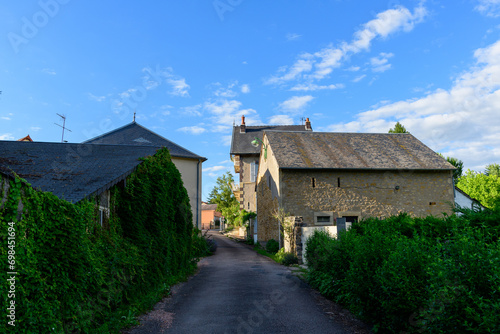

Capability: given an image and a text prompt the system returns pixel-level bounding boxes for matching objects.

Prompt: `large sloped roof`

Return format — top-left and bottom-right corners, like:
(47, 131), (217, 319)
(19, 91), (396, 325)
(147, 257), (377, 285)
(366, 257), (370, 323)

(0, 141), (159, 203)
(83, 122), (206, 161)
(230, 125), (309, 155)
(265, 131), (455, 170)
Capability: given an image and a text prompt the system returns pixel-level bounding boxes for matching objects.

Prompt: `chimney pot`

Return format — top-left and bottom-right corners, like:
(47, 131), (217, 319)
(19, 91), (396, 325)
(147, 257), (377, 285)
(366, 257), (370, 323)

(240, 115), (246, 133)
(305, 117), (312, 131)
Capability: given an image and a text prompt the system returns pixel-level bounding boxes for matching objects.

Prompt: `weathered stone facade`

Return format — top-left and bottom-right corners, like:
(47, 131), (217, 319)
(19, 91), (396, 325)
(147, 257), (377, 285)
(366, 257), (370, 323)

(256, 132), (455, 244)
(280, 169), (455, 226)
(256, 175), (280, 242)
(239, 155), (259, 212)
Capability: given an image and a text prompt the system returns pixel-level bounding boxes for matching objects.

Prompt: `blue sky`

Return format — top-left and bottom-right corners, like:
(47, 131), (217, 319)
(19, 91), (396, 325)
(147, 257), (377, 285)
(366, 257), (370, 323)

(1, 0), (500, 200)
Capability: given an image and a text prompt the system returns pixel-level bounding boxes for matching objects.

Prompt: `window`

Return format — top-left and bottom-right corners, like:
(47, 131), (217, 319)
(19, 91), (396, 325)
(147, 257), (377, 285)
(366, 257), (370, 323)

(314, 211), (334, 226)
(312, 177), (316, 188)
(316, 216), (330, 223)
(250, 161), (259, 182)
(344, 216), (358, 224)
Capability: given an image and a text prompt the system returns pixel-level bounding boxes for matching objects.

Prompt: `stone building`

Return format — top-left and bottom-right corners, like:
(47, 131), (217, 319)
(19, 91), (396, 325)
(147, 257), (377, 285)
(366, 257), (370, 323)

(230, 116), (312, 212)
(256, 131), (456, 244)
(84, 121), (206, 229)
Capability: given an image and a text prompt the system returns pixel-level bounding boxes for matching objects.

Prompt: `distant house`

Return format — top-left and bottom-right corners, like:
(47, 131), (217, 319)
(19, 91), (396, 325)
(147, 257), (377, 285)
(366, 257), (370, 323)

(256, 131), (456, 246)
(201, 202), (222, 229)
(0, 141), (161, 224)
(83, 121), (206, 228)
(17, 135), (33, 142)
(454, 186), (485, 211)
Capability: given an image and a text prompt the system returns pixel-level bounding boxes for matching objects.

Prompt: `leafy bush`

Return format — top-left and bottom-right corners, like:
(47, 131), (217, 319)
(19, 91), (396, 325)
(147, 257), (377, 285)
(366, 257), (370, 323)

(305, 210), (500, 333)
(192, 229), (218, 257)
(274, 248), (298, 266)
(0, 148), (201, 333)
(265, 238), (280, 254)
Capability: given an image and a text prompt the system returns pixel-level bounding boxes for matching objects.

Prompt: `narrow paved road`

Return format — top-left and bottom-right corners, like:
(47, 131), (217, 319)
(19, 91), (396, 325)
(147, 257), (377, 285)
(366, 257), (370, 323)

(128, 231), (356, 334)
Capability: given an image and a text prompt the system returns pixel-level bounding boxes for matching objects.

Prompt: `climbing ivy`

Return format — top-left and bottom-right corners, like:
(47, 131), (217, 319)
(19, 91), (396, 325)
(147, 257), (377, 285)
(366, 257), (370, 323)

(0, 147), (199, 333)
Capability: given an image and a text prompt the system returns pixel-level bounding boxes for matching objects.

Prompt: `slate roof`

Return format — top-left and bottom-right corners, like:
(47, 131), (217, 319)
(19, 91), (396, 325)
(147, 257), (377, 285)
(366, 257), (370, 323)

(201, 203), (218, 211)
(265, 131), (455, 170)
(230, 125), (309, 155)
(0, 141), (159, 203)
(83, 122), (206, 161)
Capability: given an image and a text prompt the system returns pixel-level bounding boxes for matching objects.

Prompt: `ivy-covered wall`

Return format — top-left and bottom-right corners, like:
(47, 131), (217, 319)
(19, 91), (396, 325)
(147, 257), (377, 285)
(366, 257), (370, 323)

(0, 147), (196, 333)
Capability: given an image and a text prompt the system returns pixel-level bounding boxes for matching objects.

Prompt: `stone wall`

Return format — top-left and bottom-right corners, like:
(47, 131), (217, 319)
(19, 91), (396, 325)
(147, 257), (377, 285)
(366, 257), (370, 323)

(280, 169), (454, 226)
(256, 176), (280, 242)
(239, 155), (259, 212)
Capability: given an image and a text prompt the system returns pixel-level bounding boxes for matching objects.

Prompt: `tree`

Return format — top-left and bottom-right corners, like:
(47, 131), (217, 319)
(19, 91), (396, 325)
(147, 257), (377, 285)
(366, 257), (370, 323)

(456, 169), (500, 209)
(388, 122), (409, 133)
(207, 171), (240, 225)
(438, 153), (464, 181)
(485, 163), (500, 177)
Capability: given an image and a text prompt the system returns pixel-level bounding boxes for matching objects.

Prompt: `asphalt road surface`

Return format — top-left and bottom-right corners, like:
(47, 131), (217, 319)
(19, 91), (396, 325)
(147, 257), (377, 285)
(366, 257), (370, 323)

(127, 231), (363, 334)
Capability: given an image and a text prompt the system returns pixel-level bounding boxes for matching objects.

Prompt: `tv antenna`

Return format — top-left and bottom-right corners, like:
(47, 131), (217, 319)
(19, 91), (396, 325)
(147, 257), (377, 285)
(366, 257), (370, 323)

(54, 113), (72, 143)
(300, 117), (306, 125)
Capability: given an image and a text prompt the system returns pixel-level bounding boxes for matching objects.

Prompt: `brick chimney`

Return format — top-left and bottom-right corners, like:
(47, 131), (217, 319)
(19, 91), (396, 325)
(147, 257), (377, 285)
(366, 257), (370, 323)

(305, 117), (312, 131)
(240, 115), (246, 133)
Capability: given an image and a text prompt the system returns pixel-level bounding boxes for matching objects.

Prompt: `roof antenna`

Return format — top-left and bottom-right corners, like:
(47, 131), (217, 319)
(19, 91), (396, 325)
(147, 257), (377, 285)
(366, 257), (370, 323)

(54, 113), (72, 143)
(300, 117), (306, 125)
(133, 110), (136, 122)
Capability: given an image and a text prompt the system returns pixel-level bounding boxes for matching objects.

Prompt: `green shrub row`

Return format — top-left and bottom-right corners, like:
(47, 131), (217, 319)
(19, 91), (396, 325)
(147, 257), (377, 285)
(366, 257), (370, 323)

(0, 148), (203, 333)
(306, 209), (500, 333)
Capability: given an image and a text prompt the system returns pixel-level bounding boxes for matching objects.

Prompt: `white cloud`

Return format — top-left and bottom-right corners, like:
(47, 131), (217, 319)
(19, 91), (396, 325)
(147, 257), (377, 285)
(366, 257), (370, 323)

(0, 133), (14, 140)
(30, 126), (41, 131)
(181, 104), (202, 117)
(290, 83), (344, 91)
(352, 74), (367, 83)
(268, 115), (294, 124)
(204, 98), (261, 127)
(203, 165), (229, 173)
(370, 52), (394, 72)
(241, 84), (250, 93)
(88, 93), (106, 102)
(347, 66), (361, 71)
(266, 4), (426, 85)
(279, 95), (315, 113)
(167, 78), (190, 97)
(286, 33), (302, 41)
(1, 116), (11, 120)
(475, 0), (500, 17)
(42, 68), (56, 75)
(325, 39), (500, 171)
(177, 125), (206, 135)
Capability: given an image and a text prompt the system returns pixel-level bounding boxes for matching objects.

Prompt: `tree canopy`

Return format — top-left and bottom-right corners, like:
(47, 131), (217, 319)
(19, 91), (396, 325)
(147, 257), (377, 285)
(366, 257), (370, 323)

(485, 163), (500, 177)
(388, 121), (409, 133)
(437, 153), (464, 181)
(456, 169), (500, 209)
(207, 171), (240, 224)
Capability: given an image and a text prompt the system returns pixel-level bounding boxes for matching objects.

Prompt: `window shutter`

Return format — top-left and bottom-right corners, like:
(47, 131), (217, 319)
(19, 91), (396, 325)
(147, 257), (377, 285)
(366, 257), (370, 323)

(250, 162), (256, 182)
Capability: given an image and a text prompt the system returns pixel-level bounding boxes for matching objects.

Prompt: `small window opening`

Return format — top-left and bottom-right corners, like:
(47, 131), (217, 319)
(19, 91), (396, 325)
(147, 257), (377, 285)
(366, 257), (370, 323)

(429, 202), (436, 206)
(338, 177), (341, 187)
(316, 216), (331, 223)
(248, 202), (250, 210)
(312, 177), (316, 188)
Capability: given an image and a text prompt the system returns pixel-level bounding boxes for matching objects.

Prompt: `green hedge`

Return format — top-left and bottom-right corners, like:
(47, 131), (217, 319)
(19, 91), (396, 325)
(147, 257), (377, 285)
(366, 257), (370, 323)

(306, 210), (500, 333)
(0, 147), (201, 333)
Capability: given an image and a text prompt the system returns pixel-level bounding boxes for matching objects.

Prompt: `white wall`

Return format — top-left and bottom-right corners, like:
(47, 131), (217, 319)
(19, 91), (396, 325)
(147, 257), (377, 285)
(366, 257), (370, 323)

(455, 189), (474, 210)
(171, 157), (202, 229)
